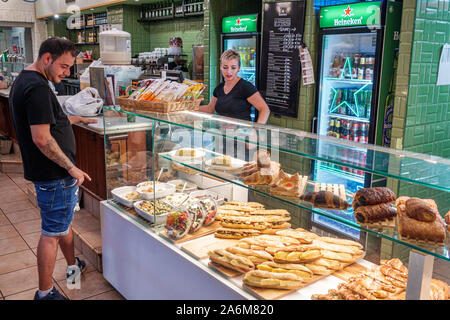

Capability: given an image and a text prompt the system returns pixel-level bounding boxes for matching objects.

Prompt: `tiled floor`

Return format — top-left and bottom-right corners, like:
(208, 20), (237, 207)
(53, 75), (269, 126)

(0, 172), (124, 300)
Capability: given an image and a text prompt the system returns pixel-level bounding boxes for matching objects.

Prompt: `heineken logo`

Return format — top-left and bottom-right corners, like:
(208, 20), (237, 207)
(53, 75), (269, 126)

(231, 17), (248, 32)
(334, 16), (363, 26)
(343, 5), (353, 17)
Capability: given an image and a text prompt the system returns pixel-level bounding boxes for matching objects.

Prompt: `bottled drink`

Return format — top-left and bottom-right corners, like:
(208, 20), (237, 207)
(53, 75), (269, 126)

(347, 89), (354, 116)
(366, 92), (372, 118)
(358, 94), (366, 118)
(360, 55), (366, 67)
(357, 67), (365, 80)
(327, 118), (335, 137)
(335, 89), (341, 109)
(365, 66), (373, 80)
(335, 119), (341, 138)
(360, 123), (369, 144)
(350, 122), (359, 142)
(354, 53), (360, 68)
(344, 120), (351, 140)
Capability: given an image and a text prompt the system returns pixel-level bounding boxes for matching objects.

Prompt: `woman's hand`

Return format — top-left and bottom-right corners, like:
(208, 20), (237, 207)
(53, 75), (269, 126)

(197, 96), (217, 114)
(247, 92), (270, 124)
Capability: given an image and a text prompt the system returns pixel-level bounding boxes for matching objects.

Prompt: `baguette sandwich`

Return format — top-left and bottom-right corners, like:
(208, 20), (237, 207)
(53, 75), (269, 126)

(243, 270), (303, 290)
(214, 227), (261, 239)
(208, 249), (254, 273)
(226, 246), (274, 265)
(257, 261), (313, 280)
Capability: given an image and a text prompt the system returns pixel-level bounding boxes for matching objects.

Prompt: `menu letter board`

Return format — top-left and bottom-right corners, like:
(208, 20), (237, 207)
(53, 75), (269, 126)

(260, 1), (306, 118)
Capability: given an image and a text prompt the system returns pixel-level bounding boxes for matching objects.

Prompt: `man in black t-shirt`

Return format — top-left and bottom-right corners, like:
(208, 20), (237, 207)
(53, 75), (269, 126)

(9, 38), (97, 300)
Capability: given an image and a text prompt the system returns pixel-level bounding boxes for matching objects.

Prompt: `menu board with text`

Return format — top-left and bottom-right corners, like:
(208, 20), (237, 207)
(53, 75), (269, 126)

(260, 1), (306, 118)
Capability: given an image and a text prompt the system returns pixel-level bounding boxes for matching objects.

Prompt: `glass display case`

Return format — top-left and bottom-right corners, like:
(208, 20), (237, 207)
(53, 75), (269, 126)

(101, 106), (449, 300)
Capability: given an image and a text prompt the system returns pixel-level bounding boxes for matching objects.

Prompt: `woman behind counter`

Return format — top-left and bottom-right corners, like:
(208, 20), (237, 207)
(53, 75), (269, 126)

(198, 49), (270, 124)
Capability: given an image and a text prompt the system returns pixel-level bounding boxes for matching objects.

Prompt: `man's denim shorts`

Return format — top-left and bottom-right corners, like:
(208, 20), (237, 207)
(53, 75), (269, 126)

(33, 176), (79, 237)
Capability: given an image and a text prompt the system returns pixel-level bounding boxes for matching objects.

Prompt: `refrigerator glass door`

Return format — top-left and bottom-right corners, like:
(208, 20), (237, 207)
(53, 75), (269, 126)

(223, 36), (257, 86)
(313, 32), (377, 238)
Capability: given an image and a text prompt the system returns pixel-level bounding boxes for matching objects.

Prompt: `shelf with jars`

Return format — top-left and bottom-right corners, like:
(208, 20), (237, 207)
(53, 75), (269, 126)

(100, 106), (449, 300)
(138, 0), (204, 22)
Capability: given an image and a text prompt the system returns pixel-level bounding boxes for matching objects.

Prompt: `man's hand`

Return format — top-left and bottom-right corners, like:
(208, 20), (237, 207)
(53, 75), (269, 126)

(68, 116), (98, 125)
(68, 166), (92, 186)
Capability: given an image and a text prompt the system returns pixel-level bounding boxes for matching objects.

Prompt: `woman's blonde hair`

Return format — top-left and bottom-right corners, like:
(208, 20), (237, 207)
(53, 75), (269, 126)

(220, 49), (241, 67)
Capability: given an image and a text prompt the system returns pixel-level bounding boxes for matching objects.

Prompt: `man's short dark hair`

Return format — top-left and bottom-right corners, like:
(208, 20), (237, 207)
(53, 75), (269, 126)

(38, 37), (78, 62)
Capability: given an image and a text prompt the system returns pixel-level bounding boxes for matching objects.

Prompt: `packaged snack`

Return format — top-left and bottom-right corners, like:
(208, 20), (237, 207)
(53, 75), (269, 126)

(187, 199), (206, 233)
(165, 209), (194, 240)
(199, 196), (218, 226)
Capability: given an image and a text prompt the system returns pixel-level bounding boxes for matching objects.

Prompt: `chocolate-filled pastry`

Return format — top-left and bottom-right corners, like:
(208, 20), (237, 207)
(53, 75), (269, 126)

(354, 203), (397, 224)
(396, 197), (446, 244)
(352, 187), (396, 210)
(405, 197), (437, 222)
(300, 190), (350, 210)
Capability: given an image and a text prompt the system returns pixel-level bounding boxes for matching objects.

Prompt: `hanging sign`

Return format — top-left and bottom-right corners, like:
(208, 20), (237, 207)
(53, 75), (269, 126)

(319, 2), (381, 28)
(222, 14), (258, 34)
(260, 1), (306, 118)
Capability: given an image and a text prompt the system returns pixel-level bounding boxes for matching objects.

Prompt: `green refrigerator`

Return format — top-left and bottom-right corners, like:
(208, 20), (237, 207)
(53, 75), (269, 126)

(312, 1), (402, 238)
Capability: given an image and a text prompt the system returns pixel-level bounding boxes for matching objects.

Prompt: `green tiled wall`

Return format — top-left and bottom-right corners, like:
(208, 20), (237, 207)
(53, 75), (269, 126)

(403, 0), (450, 158)
(391, 0), (450, 214)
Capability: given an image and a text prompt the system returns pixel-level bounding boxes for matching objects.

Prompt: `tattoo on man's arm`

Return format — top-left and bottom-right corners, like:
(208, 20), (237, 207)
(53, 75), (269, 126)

(39, 138), (74, 172)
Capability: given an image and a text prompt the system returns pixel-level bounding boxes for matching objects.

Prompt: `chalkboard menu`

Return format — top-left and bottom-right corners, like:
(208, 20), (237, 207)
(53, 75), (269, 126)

(260, 1), (306, 118)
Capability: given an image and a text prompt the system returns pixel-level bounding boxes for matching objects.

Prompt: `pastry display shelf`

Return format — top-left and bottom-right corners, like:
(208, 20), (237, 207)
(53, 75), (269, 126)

(159, 150), (450, 262)
(104, 107), (450, 193)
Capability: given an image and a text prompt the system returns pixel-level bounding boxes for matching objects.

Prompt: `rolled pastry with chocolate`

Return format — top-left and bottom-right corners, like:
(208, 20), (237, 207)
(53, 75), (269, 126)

(300, 190), (349, 210)
(354, 202), (397, 224)
(352, 187), (396, 210)
(405, 197), (437, 222)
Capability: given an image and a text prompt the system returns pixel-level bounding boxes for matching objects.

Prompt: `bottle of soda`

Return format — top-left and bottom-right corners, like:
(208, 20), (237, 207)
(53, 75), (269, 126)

(351, 122), (359, 142)
(347, 89), (354, 116)
(342, 120), (349, 140)
(335, 119), (341, 138)
(354, 53), (360, 68)
(366, 92), (372, 118)
(360, 123), (369, 143)
(327, 118), (335, 137)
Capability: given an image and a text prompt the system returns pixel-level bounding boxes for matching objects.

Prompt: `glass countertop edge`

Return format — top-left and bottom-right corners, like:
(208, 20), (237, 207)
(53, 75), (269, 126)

(103, 106), (450, 192)
(103, 106), (450, 164)
(158, 154), (450, 261)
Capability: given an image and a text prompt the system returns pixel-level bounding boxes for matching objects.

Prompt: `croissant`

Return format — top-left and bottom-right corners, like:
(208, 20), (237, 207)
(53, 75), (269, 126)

(354, 203), (397, 223)
(300, 191), (350, 210)
(405, 197), (437, 222)
(352, 187), (396, 210)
